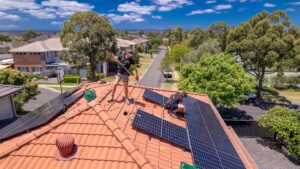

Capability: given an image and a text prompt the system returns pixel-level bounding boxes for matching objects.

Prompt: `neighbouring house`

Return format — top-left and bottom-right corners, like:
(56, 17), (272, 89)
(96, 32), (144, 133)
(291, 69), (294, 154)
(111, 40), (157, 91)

(132, 37), (149, 51)
(116, 38), (137, 54)
(0, 83), (258, 169)
(0, 85), (23, 121)
(9, 38), (65, 75)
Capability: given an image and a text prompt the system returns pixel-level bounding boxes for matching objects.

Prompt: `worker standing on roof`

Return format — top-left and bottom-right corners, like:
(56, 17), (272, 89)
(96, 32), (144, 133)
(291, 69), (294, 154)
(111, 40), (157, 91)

(108, 49), (139, 104)
(165, 91), (187, 115)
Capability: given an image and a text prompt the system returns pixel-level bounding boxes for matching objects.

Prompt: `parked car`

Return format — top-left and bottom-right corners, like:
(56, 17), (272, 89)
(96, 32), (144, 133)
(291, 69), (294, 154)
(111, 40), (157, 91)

(163, 69), (172, 78)
(245, 93), (257, 103)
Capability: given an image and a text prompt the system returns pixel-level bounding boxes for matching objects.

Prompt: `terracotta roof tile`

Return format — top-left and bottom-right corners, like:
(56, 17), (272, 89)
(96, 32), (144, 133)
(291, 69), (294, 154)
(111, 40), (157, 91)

(0, 83), (256, 169)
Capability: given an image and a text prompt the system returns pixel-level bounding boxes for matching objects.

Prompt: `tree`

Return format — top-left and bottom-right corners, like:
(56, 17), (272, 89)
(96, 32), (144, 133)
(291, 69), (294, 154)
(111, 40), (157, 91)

(0, 69), (39, 113)
(226, 10), (299, 97)
(60, 11), (116, 82)
(185, 28), (205, 49)
(0, 33), (11, 42)
(167, 26), (184, 45)
(258, 106), (300, 159)
(207, 22), (230, 51)
(160, 43), (191, 71)
(149, 35), (162, 51)
(21, 29), (41, 41)
(178, 53), (255, 108)
(181, 38), (221, 64)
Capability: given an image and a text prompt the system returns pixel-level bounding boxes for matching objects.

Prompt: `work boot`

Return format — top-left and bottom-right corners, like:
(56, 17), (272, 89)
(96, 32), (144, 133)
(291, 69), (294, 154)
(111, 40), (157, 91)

(125, 97), (131, 105)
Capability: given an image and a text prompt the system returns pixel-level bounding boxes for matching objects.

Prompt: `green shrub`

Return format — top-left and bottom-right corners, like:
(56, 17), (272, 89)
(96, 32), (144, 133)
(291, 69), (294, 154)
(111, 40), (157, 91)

(87, 73), (105, 81)
(258, 106), (300, 159)
(0, 69), (39, 113)
(63, 75), (81, 83)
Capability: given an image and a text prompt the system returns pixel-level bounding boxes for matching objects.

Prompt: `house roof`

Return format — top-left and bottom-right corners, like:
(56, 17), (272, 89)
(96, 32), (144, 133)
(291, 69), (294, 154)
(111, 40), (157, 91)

(9, 38), (64, 53)
(0, 85), (23, 98)
(0, 83), (258, 169)
(132, 38), (148, 44)
(117, 38), (137, 48)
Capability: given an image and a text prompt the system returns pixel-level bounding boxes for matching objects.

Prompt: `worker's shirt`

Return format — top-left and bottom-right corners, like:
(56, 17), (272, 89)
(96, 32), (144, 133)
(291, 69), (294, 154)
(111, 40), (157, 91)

(117, 55), (135, 75)
(168, 93), (183, 105)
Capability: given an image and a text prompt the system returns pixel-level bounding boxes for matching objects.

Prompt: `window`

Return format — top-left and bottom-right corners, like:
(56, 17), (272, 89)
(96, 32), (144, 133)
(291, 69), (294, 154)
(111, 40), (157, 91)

(18, 67), (29, 72)
(32, 67), (42, 74)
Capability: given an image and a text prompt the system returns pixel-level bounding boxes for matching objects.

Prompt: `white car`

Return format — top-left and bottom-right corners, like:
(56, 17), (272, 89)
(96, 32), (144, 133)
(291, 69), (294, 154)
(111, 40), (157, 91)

(163, 70), (172, 78)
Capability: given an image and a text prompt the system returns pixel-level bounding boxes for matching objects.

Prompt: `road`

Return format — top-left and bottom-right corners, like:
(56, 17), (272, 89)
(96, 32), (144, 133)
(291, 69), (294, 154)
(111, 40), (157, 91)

(139, 47), (167, 88)
(23, 86), (60, 111)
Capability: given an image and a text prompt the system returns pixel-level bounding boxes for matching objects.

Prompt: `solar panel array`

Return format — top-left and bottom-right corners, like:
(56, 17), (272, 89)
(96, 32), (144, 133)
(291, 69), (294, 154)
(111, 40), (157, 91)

(132, 109), (190, 150)
(143, 89), (169, 106)
(142, 89), (246, 169)
(0, 90), (84, 141)
(183, 96), (246, 169)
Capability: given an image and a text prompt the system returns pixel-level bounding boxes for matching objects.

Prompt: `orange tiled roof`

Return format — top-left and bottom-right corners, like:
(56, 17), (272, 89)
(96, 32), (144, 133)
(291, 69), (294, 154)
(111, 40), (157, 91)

(0, 83), (257, 169)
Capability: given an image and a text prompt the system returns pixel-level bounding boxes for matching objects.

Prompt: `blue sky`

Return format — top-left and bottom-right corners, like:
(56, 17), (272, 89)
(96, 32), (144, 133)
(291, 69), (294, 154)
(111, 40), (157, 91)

(0, 0), (299, 30)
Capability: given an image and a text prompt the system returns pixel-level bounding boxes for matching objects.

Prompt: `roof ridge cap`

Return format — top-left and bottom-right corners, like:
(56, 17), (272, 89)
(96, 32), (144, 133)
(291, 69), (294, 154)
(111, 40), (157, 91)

(92, 104), (153, 169)
(127, 84), (208, 96)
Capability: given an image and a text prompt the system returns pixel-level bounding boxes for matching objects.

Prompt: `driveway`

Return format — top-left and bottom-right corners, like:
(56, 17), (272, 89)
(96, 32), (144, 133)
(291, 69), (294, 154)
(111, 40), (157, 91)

(139, 47), (167, 88)
(23, 86), (60, 111)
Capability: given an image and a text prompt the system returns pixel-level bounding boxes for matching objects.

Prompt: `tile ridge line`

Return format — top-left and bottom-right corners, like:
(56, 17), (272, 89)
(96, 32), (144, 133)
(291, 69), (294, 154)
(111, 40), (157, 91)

(91, 104), (154, 169)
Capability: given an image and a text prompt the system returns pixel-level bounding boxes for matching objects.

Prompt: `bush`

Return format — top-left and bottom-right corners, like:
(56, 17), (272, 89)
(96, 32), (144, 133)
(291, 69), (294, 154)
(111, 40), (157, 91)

(178, 53), (256, 108)
(258, 106), (300, 159)
(63, 75), (81, 83)
(268, 75), (300, 89)
(0, 69), (39, 113)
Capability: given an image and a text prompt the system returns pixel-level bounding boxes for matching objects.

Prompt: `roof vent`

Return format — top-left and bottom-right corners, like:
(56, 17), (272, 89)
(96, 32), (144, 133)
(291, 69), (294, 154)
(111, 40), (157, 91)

(55, 134), (77, 160)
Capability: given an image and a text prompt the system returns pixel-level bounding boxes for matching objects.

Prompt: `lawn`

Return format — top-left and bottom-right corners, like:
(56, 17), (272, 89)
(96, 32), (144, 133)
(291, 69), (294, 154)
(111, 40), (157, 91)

(277, 90), (300, 105)
(262, 87), (300, 105)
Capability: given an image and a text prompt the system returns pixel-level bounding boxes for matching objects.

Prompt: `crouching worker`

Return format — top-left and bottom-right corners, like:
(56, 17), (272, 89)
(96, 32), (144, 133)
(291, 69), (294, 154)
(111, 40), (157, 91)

(108, 49), (139, 104)
(165, 91), (187, 115)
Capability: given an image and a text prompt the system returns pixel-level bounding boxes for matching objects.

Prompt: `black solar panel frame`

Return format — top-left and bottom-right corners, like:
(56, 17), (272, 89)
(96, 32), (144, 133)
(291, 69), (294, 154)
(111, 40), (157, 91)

(132, 109), (190, 150)
(142, 89), (169, 106)
(183, 96), (246, 169)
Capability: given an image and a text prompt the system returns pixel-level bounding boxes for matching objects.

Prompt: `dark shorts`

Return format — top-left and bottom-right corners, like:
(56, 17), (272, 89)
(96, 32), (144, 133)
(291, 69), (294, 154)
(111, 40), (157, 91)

(117, 73), (129, 82)
(167, 103), (178, 111)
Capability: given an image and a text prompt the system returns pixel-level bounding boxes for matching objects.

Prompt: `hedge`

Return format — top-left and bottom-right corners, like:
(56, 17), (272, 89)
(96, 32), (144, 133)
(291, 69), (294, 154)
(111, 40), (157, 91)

(258, 106), (300, 159)
(63, 75), (81, 83)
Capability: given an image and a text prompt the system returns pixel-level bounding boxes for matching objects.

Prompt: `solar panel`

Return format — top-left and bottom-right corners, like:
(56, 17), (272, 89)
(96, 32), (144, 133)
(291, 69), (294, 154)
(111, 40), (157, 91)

(0, 89), (83, 141)
(143, 89), (169, 106)
(132, 109), (190, 150)
(183, 96), (246, 169)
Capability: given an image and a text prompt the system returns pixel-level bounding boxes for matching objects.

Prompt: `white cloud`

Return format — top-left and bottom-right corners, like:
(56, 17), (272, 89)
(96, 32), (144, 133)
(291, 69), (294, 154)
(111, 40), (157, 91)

(215, 4), (232, 10)
(152, 15), (162, 19)
(41, 0), (94, 18)
(187, 9), (215, 16)
(289, 2), (300, 5)
(286, 8), (295, 12)
(226, 0), (247, 2)
(106, 13), (144, 23)
(117, 2), (156, 15)
(51, 21), (63, 25)
(0, 0), (94, 19)
(0, 25), (18, 29)
(154, 0), (193, 11)
(0, 0), (40, 11)
(0, 11), (21, 20)
(263, 3), (276, 8)
(206, 0), (216, 4)
(187, 4), (232, 16)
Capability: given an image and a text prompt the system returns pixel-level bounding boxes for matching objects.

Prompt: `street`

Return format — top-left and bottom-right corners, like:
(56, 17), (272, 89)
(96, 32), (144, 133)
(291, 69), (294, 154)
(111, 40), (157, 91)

(139, 47), (167, 88)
